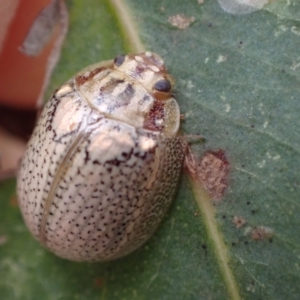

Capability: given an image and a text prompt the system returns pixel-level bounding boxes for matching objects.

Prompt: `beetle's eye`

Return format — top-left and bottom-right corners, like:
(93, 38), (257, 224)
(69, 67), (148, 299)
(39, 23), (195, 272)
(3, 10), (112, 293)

(153, 79), (171, 92)
(114, 55), (125, 66)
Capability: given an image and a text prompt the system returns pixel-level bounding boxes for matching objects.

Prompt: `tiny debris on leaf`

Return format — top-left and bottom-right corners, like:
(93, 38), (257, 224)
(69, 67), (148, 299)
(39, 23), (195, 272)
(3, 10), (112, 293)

(233, 215), (246, 228)
(168, 14), (195, 29)
(251, 226), (273, 241)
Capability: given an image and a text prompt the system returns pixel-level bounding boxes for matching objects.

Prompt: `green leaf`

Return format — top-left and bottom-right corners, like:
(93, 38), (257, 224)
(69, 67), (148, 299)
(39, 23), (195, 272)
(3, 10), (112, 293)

(1, 0), (300, 299)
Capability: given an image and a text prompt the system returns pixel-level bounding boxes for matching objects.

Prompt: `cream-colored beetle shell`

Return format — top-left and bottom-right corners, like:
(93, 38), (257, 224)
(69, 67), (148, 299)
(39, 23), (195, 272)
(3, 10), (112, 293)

(17, 52), (186, 262)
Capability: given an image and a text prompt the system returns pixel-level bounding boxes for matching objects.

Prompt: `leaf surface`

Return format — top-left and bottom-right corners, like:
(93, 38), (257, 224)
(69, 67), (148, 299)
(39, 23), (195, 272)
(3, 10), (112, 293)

(1, 0), (299, 299)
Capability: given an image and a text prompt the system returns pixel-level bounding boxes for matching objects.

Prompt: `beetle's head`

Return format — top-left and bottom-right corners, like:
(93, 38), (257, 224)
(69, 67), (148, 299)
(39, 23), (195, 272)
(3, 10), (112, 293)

(113, 52), (175, 101)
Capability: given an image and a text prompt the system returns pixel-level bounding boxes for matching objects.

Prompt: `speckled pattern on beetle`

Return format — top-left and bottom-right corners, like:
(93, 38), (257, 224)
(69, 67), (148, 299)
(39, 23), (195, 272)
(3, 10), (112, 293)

(17, 52), (187, 262)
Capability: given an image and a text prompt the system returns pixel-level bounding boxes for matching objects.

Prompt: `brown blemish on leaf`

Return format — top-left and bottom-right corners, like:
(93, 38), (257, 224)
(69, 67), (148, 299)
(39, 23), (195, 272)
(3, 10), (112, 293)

(168, 14), (195, 29)
(0, 235), (8, 246)
(93, 277), (106, 288)
(10, 195), (18, 207)
(188, 150), (230, 201)
(251, 226), (273, 241)
(233, 216), (246, 228)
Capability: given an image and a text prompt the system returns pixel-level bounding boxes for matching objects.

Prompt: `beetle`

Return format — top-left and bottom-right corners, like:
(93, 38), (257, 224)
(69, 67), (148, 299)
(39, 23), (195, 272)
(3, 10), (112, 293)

(17, 52), (187, 261)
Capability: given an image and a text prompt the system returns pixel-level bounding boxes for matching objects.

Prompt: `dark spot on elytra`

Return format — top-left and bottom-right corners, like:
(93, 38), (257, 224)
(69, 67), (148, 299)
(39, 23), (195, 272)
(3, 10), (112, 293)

(84, 149), (90, 164)
(121, 148), (133, 160)
(124, 83), (134, 97)
(99, 78), (125, 94)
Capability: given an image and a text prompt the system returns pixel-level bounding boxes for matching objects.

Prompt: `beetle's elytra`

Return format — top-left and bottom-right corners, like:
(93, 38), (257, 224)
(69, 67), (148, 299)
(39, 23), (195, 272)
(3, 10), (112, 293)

(17, 52), (187, 262)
